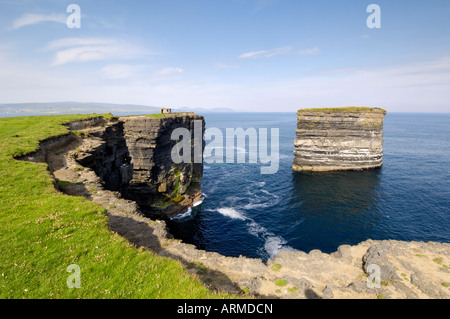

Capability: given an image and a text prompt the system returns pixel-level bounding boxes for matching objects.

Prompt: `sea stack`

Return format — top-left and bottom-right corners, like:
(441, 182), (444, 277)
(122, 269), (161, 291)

(293, 107), (387, 172)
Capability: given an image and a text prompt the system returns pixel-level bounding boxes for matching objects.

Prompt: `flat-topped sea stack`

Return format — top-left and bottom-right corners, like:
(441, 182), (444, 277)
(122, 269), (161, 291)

(293, 107), (387, 172)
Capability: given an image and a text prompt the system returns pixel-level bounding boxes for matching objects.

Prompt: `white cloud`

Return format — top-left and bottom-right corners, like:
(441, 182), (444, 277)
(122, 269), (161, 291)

(155, 67), (184, 75)
(239, 46), (319, 59)
(239, 46), (293, 59)
(46, 37), (145, 66)
(1, 50), (449, 113)
(10, 13), (67, 30)
(52, 46), (110, 65)
(298, 47), (320, 56)
(47, 38), (114, 50)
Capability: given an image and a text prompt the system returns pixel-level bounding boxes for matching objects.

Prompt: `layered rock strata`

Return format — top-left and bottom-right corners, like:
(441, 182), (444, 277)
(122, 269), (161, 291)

(293, 107), (386, 172)
(120, 114), (204, 218)
(24, 113), (204, 219)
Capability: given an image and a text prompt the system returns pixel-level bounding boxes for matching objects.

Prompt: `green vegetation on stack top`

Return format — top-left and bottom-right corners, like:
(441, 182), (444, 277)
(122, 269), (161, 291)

(0, 113), (237, 299)
(298, 107), (387, 114)
(145, 113), (166, 119)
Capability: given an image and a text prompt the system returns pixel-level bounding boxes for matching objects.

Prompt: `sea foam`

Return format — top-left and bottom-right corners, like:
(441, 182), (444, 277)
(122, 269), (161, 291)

(216, 208), (247, 220)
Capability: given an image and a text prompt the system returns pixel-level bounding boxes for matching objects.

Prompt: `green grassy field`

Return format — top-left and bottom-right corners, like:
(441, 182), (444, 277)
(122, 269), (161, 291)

(0, 114), (237, 299)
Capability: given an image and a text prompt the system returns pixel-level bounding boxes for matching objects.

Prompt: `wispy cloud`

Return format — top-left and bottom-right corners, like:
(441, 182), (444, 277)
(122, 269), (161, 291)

(298, 47), (320, 56)
(46, 37), (145, 66)
(239, 46), (320, 59)
(10, 13), (66, 30)
(155, 67), (184, 75)
(239, 46), (293, 59)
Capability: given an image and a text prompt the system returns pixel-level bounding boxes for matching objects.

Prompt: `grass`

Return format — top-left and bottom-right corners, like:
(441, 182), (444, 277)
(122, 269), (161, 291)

(287, 287), (299, 294)
(271, 264), (282, 272)
(274, 279), (288, 287)
(146, 113), (166, 119)
(298, 107), (387, 114)
(0, 114), (238, 299)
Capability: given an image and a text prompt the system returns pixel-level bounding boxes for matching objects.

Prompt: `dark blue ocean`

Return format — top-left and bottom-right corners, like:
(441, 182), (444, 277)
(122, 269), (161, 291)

(168, 112), (450, 261)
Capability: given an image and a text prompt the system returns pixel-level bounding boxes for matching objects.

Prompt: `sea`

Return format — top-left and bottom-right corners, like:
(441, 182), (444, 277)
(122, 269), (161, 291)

(167, 112), (450, 261)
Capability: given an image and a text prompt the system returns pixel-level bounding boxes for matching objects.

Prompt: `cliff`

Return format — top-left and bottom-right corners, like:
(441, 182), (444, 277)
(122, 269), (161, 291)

(293, 107), (387, 172)
(22, 113), (204, 219)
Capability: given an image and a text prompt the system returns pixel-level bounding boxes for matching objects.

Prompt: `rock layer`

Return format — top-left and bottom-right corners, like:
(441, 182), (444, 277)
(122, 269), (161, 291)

(293, 107), (386, 171)
(33, 113), (204, 220)
(120, 114), (204, 218)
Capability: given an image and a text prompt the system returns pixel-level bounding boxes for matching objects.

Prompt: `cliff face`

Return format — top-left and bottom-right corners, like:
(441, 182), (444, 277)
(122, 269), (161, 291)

(293, 107), (386, 172)
(73, 114), (204, 219)
(121, 114), (204, 218)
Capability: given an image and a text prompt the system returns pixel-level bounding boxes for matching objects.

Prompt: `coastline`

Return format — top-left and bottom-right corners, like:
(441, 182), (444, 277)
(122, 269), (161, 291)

(17, 115), (449, 299)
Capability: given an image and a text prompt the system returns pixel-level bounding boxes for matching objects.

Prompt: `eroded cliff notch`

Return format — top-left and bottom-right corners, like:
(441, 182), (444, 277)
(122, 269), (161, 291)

(293, 107), (386, 172)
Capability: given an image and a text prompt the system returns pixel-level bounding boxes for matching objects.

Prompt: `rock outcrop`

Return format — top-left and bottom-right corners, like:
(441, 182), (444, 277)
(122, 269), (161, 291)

(22, 113), (204, 220)
(293, 107), (386, 171)
(120, 114), (204, 218)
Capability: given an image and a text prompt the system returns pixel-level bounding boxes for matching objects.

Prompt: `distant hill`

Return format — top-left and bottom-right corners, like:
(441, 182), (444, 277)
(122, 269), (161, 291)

(0, 102), (235, 115)
(0, 102), (161, 115)
(176, 106), (235, 113)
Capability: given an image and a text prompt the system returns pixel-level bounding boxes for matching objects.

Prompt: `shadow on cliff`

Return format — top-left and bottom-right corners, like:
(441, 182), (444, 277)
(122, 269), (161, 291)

(107, 212), (281, 299)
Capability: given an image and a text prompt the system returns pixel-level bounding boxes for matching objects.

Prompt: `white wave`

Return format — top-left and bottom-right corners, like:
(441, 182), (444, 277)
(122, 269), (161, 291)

(247, 221), (267, 237)
(216, 208), (247, 220)
(243, 202), (270, 210)
(264, 236), (297, 259)
(193, 199), (203, 207)
(261, 189), (280, 199)
(213, 205), (296, 259)
(264, 236), (287, 259)
(171, 207), (193, 221)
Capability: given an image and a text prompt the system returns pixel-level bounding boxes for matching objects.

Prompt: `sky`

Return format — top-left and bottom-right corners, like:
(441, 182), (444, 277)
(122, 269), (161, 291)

(0, 0), (449, 113)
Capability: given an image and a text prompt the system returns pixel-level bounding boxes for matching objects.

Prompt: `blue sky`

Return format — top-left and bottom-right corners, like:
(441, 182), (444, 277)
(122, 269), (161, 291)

(0, 0), (449, 112)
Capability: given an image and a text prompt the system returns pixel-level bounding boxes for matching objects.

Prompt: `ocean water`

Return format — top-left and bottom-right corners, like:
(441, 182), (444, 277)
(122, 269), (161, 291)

(167, 112), (450, 261)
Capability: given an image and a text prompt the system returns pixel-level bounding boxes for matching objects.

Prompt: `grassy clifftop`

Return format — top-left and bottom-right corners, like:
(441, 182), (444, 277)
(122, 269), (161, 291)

(298, 107), (387, 114)
(0, 114), (235, 299)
